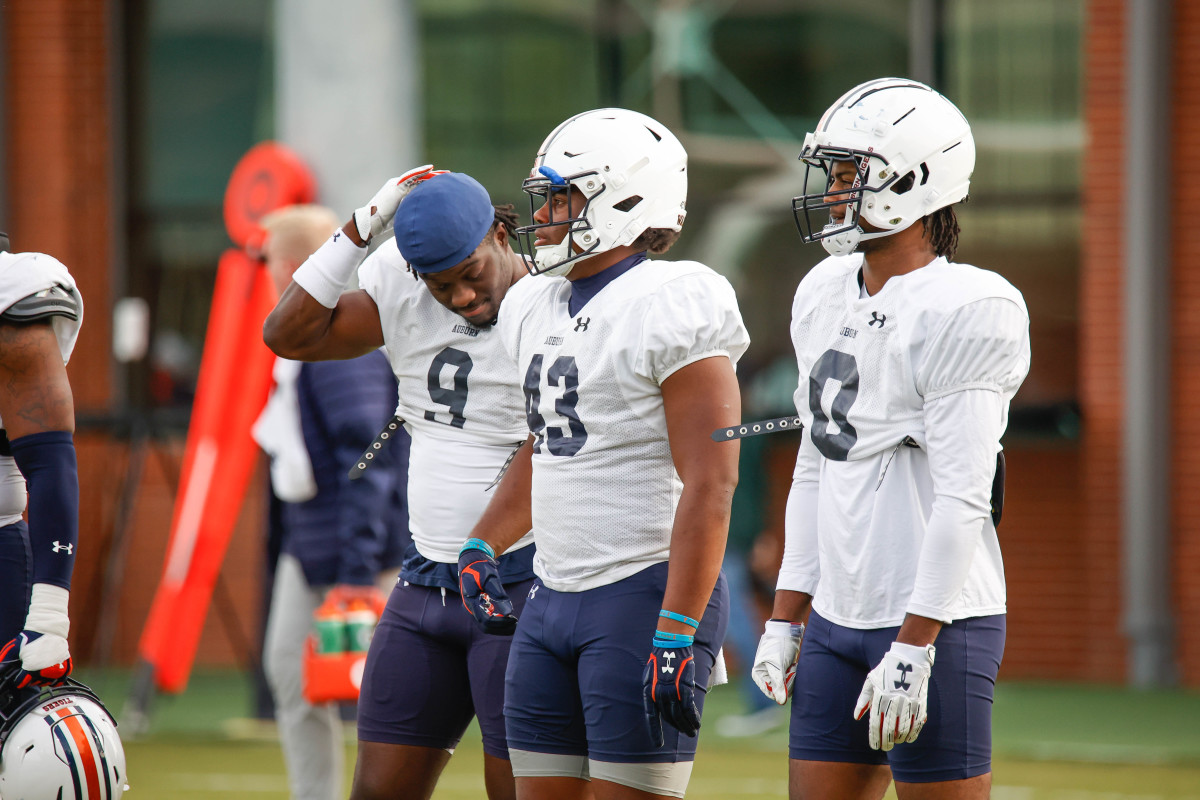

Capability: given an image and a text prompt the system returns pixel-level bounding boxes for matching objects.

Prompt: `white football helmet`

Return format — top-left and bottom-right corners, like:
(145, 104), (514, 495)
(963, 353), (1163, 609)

(792, 78), (975, 256)
(0, 675), (128, 799)
(514, 108), (688, 277)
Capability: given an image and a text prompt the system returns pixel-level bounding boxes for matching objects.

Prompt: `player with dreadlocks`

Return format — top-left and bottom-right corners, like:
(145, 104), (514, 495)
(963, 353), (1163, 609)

(753, 78), (1031, 800)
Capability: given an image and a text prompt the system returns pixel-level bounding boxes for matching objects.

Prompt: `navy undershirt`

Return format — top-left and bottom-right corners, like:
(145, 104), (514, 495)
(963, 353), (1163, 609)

(567, 251), (648, 316)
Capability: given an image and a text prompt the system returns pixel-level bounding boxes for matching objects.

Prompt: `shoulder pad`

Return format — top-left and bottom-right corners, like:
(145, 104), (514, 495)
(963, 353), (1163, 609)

(0, 286), (80, 324)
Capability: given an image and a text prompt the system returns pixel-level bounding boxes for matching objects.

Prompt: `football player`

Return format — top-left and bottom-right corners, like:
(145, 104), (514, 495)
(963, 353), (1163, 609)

(263, 172), (534, 800)
(0, 234), (82, 693)
(457, 108), (749, 800)
(751, 78), (1031, 800)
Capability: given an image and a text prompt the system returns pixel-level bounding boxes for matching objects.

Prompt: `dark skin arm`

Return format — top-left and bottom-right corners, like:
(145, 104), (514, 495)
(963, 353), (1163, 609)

(467, 436), (535, 555)
(656, 355), (741, 637)
(262, 220), (386, 362)
(0, 321), (75, 438)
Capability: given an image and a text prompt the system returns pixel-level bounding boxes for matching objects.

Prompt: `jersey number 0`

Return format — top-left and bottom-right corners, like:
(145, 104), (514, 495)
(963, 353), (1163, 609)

(808, 349), (859, 461)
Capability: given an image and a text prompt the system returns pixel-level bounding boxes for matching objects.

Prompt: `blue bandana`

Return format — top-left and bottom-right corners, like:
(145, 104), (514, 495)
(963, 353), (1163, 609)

(393, 172), (494, 274)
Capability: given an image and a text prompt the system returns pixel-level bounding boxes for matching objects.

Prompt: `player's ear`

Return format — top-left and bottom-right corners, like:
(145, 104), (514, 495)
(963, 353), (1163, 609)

(492, 222), (509, 251)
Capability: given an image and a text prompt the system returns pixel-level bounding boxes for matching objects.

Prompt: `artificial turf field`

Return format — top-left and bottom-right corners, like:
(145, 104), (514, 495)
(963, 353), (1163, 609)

(79, 670), (1200, 799)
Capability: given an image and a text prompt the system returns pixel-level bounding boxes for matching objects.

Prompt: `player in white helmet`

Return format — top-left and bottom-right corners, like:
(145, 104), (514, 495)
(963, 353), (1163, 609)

(263, 171), (535, 800)
(457, 108), (749, 800)
(751, 78), (1030, 799)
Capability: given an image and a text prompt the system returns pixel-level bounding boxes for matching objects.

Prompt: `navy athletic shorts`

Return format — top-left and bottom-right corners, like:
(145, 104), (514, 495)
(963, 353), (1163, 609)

(789, 610), (1005, 783)
(504, 562), (729, 763)
(0, 520), (31, 644)
(356, 575), (534, 758)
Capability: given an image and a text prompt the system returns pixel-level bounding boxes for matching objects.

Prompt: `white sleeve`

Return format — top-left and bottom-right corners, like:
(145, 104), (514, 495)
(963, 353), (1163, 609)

(776, 430), (821, 594)
(915, 297), (1030, 400)
(906, 388), (1004, 621)
(358, 240), (409, 345)
(635, 273), (750, 384)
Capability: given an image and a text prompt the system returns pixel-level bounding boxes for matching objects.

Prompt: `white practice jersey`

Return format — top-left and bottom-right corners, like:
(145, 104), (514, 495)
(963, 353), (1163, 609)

(0, 251), (84, 525)
(501, 259), (749, 592)
(358, 239), (532, 563)
(784, 254), (1029, 628)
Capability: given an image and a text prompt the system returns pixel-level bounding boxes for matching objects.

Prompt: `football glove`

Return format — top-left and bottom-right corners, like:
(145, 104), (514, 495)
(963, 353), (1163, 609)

(751, 619), (804, 705)
(642, 636), (701, 745)
(457, 540), (517, 635)
(353, 165), (448, 242)
(854, 641), (936, 751)
(0, 630), (73, 689)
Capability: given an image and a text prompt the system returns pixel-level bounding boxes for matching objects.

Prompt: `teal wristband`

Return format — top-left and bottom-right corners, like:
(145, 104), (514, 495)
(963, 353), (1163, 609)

(653, 630), (695, 647)
(659, 609), (699, 629)
(459, 538), (495, 560)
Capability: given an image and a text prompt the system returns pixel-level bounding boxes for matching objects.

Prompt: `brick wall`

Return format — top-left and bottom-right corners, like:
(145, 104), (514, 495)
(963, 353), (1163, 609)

(4, 0), (112, 409)
(1171, 0), (1200, 685)
(1077, 0), (1128, 683)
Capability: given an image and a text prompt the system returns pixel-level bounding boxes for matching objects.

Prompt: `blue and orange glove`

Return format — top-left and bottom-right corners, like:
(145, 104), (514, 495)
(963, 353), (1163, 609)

(642, 630), (701, 746)
(0, 630), (73, 689)
(457, 538), (518, 636)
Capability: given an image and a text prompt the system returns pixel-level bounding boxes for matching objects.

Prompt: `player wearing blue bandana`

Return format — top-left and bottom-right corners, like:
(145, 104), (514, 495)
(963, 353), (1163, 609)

(264, 172), (533, 800)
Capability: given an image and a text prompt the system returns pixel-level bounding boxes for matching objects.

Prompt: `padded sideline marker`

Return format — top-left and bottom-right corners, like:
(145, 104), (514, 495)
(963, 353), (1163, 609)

(137, 142), (315, 693)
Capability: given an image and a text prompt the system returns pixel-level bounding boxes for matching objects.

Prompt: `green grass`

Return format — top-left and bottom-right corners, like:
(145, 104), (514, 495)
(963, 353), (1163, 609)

(74, 669), (1200, 799)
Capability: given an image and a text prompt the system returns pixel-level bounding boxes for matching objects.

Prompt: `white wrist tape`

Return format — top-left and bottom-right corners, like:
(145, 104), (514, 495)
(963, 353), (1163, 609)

(291, 231), (368, 309)
(24, 583), (70, 638)
(764, 619), (804, 639)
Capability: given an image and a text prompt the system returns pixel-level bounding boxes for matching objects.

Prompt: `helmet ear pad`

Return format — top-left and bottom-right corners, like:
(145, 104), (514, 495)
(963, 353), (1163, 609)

(0, 675), (129, 798)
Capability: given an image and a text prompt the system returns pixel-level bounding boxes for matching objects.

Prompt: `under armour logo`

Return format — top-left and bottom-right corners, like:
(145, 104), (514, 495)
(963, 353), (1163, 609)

(660, 651), (677, 675)
(574, 317), (590, 332)
(52, 541), (73, 554)
(893, 661), (913, 690)
(528, 584), (539, 600)
(869, 312), (887, 328)
(333, 230), (342, 242)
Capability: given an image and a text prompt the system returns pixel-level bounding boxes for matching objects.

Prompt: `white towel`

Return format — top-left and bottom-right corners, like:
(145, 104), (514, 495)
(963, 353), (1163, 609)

(708, 646), (729, 689)
(252, 358), (318, 502)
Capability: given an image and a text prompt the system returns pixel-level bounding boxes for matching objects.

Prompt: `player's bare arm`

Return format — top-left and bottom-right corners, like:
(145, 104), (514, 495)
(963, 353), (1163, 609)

(0, 321), (74, 437)
(467, 436), (535, 556)
(659, 354), (741, 633)
(770, 589), (813, 625)
(895, 613), (943, 648)
(264, 281), (384, 362)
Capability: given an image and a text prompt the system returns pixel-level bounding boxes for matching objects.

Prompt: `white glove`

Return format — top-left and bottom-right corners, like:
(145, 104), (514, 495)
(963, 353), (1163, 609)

(19, 631), (71, 672)
(854, 641), (936, 751)
(1, 585), (73, 686)
(352, 165), (446, 242)
(751, 619), (804, 704)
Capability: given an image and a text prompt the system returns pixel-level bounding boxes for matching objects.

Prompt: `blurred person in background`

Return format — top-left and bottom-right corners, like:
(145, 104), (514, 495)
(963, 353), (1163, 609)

(456, 108), (748, 800)
(752, 78), (1030, 800)
(0, 232), (83, 690)
(263, 171), (534, 800)
(255, 206), (409, 800)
